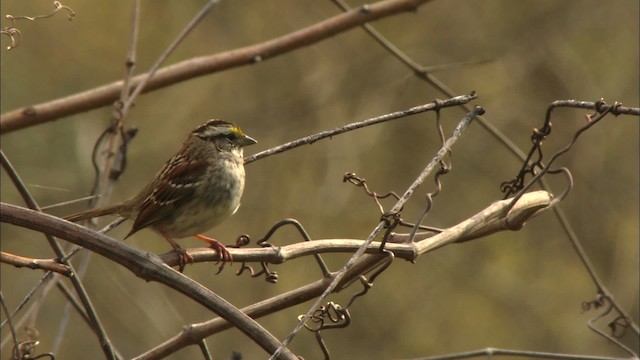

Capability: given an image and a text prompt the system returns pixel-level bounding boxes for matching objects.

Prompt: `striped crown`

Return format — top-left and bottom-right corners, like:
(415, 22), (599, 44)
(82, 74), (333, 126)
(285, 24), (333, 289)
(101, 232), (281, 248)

(191, 119), (245, 140)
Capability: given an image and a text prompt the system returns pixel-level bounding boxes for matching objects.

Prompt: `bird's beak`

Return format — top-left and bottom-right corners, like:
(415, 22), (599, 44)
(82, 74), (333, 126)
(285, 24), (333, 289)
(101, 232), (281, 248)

(238, 135), (257, 147)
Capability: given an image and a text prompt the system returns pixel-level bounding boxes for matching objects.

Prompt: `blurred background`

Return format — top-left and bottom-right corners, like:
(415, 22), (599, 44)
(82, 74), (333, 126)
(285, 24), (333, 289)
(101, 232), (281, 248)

(1, 0), (638, 359)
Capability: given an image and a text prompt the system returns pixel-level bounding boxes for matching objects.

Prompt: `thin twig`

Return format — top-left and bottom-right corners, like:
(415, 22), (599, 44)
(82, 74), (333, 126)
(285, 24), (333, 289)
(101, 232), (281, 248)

(413, 347), (630, 360)
(331, 0), (526, 162)
(245, 93), (477, 165)
(121, 0), (220, 118)
(0, 203), (298, 360)
(39, 195), (101, 211)
(0, 291), (22, 359)
(51, 248), (94, 352)
(51, 1), (143, 353)
(331, 0), (640, 343)
(0, 149), (119, 360)
(270, 106), (484, 358)
(198, 340), (213, 360)
(508, 100), (640, 338)
(0, 215), (126, 351)
(120, 0), (140, 106)
(0, 271), (53, 331)
(56, 281), (92, 328)
(0, 252), (72, 276)
(2, 1), (76, 51)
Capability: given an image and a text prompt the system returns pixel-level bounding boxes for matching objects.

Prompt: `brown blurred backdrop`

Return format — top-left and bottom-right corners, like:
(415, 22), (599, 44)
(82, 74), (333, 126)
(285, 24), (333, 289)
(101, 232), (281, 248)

(1, 1), (638, 359)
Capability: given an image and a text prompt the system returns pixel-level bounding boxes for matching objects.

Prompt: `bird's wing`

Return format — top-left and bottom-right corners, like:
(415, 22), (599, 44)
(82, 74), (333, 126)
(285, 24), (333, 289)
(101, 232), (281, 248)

(126, 157), (207, 238)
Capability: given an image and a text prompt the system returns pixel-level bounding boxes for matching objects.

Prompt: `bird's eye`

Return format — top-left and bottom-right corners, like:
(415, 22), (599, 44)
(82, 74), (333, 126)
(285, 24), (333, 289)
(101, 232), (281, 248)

(225, 133), (237, 141)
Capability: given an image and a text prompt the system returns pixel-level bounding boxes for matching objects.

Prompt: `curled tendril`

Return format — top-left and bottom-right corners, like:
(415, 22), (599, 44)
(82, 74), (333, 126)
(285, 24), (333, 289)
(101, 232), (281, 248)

(12, 340), (55, 360)
(583, 292), (633, 347)
(608, 315), (630, 338)
(258, 218), (331, 278)
(299, 302), (351, 359)
(582, 293), (606, 312)
(379, 211), (400, 251)
(233, 234), (251, 247)
(346, 171), (442, 247)
(6, 1), (76, 23)
(300, 302), (350, 332)
(2, 1), (75, 50)
(0, 27), (20, 50)
(531, 122), (552, 143)
(343, 172), (400, 214)
(235, 261), (278, 283)
(346, 249), (394, 308)
(227, 233), (279, 281)
(231, 218), (333, 282)
(503, 98), (619, 209)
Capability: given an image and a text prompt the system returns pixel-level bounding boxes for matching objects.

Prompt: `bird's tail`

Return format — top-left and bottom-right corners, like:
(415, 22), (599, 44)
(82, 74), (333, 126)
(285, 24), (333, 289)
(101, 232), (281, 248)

(64, 203), (126, 222)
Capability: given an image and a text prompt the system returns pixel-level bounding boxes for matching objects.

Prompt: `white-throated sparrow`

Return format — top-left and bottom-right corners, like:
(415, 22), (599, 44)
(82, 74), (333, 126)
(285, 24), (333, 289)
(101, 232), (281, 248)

(65, 119), (256, 270)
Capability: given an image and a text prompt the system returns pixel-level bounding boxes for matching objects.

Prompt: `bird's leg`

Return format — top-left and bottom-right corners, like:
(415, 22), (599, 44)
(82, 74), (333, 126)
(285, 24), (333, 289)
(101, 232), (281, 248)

(161, 232), (193, 273)
(194, 234), (233, 264)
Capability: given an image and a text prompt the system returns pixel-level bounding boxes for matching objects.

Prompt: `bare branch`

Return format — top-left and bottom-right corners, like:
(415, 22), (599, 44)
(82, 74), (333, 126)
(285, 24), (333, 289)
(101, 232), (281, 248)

(0, 202), (298, 359)
(155, 191), (551, 265)
(0, 292), (21, 359)
(0, 0), (433, 133)
(0, 188), (552, 268)
(0, 149), (119, 359)
(245, 93), (477, 165)
(271, 106), (484, 357)
(0, 252), (72, 276)
(137, 190), (553, 359)
(418, 347), (629, 360)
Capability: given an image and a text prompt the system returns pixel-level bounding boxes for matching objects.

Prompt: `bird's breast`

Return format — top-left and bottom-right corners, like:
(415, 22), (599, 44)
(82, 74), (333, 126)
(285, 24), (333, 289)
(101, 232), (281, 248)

(153, 157), (245, 238)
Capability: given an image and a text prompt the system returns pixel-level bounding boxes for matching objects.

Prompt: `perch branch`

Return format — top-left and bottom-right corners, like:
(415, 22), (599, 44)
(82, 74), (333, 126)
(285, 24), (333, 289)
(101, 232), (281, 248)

(0, 203), (297, 359)
(154, 191), (551, 265)
(135, 190), (552, 359)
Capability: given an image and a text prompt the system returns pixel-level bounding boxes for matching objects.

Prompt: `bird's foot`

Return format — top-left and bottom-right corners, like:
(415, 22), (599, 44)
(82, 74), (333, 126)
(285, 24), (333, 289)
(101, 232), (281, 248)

(194, 234), (233, 266)
(174, 247), (194, 273)
(161, 232), (194, 273)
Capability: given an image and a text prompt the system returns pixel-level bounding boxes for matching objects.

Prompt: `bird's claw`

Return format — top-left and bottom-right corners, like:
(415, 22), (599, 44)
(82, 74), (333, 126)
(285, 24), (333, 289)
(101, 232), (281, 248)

(175, 248), (194, 273)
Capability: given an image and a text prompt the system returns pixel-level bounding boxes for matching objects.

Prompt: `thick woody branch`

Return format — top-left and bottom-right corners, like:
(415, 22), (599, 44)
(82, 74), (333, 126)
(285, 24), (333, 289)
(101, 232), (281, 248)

(0, 203), (297, 359)
(0, 190), (552, 268)
(0, 0), (432, 133)
(135, 190), (553, 359)
(1, 190), (551, 359)
(156, 190), (552, 266)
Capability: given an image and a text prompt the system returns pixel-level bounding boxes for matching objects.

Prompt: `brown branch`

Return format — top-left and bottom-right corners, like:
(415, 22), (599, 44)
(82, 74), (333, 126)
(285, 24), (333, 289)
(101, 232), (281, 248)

(0, 252), (72, 276)
(0, 0), (433, 133)
(157, 190), (552, 267)
(0, 149), (119, 359)
(323, 6), (640, 341)
(272, 106), (482, 356)
(136, 190), (553, 360)
(134, 276), (336, 360)
(0, 187), (552, 270)
(0, 203), (297, 359)
(244, 93), (477, 165)
(1, 188), (551, 360)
